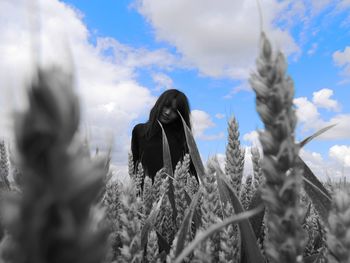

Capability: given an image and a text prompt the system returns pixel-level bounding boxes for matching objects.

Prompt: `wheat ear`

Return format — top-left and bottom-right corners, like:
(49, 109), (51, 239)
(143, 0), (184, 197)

(250, 33), (306, 263)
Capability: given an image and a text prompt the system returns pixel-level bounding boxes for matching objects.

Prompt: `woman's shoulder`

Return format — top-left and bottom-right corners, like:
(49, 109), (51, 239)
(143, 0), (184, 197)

(132, 123), (147, 137)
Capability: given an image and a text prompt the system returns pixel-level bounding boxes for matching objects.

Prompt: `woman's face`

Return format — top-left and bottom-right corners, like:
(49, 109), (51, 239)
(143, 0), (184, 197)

(159, 99), (178, 124)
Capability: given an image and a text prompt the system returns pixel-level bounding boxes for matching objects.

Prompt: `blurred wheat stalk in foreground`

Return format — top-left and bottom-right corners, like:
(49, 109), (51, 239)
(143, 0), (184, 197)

(0, 68), (109, 263)
(250, 32), (306, 263)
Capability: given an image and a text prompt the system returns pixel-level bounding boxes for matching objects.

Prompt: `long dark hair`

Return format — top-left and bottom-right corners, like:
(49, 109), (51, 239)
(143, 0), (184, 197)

(145, 89), (192, 139)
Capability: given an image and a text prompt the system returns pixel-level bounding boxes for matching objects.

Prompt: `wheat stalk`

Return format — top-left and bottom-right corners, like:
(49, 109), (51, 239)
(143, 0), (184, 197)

(142, 176), (154, 216)
(146, 230), (159, 262)
(153, 168), (165, 203)
(174, 155), (190, 229)
(135, 163), (144, 196)
(240, 175), (253, 211)
(327, 189), (350, 263)
(117, 184), (143, 262)
(103, 180), (121, 226)
(128, 151), (135, 182)
(1, 67), (108, 263)
(192, 237), (213, 263)
(202, 162), (221, 228)
(219, 202), (239, 263)
(186, 174), (199, 198)
(225, 116), (245, 196)
(251, 146), (263, 191)
(0, 140), (10, 191)
(160, 195), (175, 245)
(103, 180), (122, 262)
(199, 158), (223, 261)
(250, 33), (306, 263)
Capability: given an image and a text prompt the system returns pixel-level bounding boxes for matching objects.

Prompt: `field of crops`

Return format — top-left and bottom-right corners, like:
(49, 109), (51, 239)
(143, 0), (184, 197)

(0, 33), (349, 263)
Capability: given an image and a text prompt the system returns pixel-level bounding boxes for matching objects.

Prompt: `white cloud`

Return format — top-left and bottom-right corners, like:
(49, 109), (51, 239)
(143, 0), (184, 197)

(224, 82), (251, 99)
(201, 132), (225, 141)
(211, 153), (226, 173)
(310, 0), (333, 14)
(191, 110), (214, 135)
(299, 148), (324, 172)
(95, 37), (178, 71)
(213, 143), (349, 181)
(333, 46), (350, 66)
(278, 1), (306, 29)
(0, 0), (175, 175)
(191, 110), (224, 141)
(322, 114), (350, 139)
(312, 88), (340, 111)
(241, 129), (350, 179)
(241, 132), (264, 179)
(333, 46), (350, 77)
(337, 0), (350, 10)
(335, 1), (350, 27)
(243, 146), (254, 178)
(208, 149), (254, 179)
(294, 95), (350, 140)
(0, 109), (13, 141)
(279, 1), (350, 53)
(151, 72), (174, 91)
(294, 97), (323, 127)
(307, 43), (318, 55)
(136, 0), (299, 79)
(301, 148), (324, 163)
(215, 113), (225, 119)
(299, 148), (350, 181)
(329, 145), (350, 168)
(243, 130), (261, 148)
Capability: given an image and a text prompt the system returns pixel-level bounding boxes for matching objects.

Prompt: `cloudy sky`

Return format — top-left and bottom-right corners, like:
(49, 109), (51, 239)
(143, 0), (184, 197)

(1, 0), (349, 181)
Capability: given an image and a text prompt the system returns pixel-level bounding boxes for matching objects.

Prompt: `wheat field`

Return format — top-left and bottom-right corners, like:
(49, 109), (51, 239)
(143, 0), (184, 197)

(0, 33), (349, 263)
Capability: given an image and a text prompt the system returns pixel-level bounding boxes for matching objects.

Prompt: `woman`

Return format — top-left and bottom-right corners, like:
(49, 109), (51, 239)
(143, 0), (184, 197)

(131, 89), (196, 183)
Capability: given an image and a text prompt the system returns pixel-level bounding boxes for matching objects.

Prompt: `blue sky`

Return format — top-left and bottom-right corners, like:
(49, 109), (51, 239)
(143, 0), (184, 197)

(1, 0), (349, 180)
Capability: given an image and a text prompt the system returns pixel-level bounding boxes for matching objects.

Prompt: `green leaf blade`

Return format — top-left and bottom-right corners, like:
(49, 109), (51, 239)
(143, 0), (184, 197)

(178, 111), (205, 185)
(211, 159), (265, 263)
(173, 205), (264, 263)
(174, 190), (201, 257)
(298, 124), (336, 149)
(299, 156), (332, 225)
(140, 193), (164, 249)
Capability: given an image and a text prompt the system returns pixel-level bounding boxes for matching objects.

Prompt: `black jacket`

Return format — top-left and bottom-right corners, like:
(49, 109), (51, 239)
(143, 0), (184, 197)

(131, 122), (197, 181)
